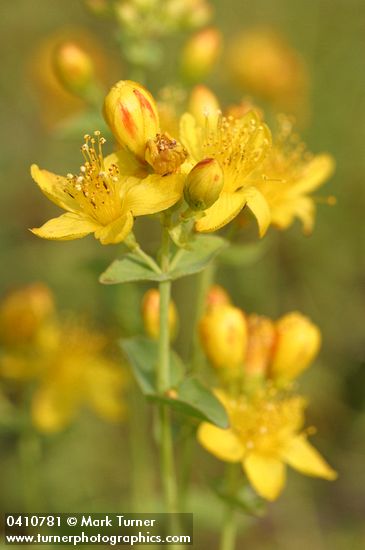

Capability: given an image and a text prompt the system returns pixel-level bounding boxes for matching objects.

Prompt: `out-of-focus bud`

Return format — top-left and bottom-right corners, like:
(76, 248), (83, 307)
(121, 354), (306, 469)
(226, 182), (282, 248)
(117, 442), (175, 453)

(188, 85), (220, 127)
(103, 80), (160, 160)
(199, 305), (247, 369)
(142, 289), (178, 341)
(0, 284), (55, 346)
(53, 42), (95, 95)
(144, 133), (187, 175)
(245, 314), (276, 376)
(228, 28), (308, 111)
(184, 158), (223, 211)
(225, 98), (264, 121)
(270, 312), (321, 380)
(206, 285), (231, 311)
(181, 27), (222, 81)
(84, 0), (109, 15)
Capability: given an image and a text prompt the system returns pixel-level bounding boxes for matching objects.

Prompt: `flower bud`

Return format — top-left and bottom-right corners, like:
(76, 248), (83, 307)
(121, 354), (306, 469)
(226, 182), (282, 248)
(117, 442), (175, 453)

(206, 285), (231, 311)
(199, 305), (247, 369)
(181, 27), (222, 81)
(142, 289), (178, 341)
(245, 314), (276, 376)
(184, 158), (224, 211)
(188, 85), (220, 127)
(53, 42), (94, 94)
(0, 284), (55, 346)
(270, 312), (321, 380)
(103, 80), (160, 160)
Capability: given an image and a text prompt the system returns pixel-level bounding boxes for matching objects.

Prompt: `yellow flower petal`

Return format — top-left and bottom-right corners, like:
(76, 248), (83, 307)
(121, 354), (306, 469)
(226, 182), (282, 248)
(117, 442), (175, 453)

(282, 435), (337, 480)
(125, 173), (185, 216)
(195, 191), (247, 232)
(32, 386), (78, 433)
(180, 112), (203, 162)
(94, 212), (134, 244)
(293, 154), (335, 195)
(245, 187), (271, 237)
(30, 164), (80, 212)
(244, 453), (286, 501)
(31, 212), (100, 240)
(197, 423), (244, 462)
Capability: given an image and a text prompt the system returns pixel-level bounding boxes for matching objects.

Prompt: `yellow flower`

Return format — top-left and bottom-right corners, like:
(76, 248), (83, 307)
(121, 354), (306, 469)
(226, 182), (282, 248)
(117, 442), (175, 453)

(245, 314), (276, 377)
(198, 389), (337, 501)
(31, 323), (127, 433)
(256, 117), (335, 234)
(30, 131), (184, 244)
(180, 109), (272, 235)
(181, 27), (222, 81)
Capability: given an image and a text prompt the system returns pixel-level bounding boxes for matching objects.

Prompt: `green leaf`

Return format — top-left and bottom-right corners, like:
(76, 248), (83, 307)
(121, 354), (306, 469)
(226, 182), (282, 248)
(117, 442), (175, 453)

(120, 337), (184, 394)
(169, 235), (227, 280)
(120, 337), (228, 428)
(100, 254), (167, 285)
(212, 478), (266, 517)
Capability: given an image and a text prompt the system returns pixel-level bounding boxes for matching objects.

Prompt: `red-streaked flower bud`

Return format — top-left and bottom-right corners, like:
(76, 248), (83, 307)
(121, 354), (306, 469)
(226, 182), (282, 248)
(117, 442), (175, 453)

(53, 42), (94, 94)
(270, 312), (321, 380)
(184, 158), (224, 211)
(199, 305), (247, 369)
(142, 289), (178, 341)
(103, 80), (160, 160)
(245, 314), (276, 376)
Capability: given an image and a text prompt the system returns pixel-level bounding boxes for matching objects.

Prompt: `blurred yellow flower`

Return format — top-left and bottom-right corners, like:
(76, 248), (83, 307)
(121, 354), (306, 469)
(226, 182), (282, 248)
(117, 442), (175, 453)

(227, 28), (308, 113)
(142, 288), (178, 341)
(181, 27), (222, 81)
(31, 131), (183, 244)
(180, 110), (272, 235)
(31, 323), (127, 433)
(257, 117), (335, 233)
(198, 390), (337, 501)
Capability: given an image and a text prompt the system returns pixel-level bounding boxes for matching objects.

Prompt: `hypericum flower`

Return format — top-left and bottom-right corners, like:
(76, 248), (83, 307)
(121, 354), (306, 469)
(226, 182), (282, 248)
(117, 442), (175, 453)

(180, 109), (272, 235)
(52, 41), (94, 96)
(31, 131), (183, 244)
(198, 389), (337, 501)
(199, 305), (247, 370)
(31, 323), (127, 433)
(142, 288), (178, 341)
(205, 285), (231, 311)
(188, 85), (220, 127)
(256, 116), (335, 234)
(270, 312), (321, 381)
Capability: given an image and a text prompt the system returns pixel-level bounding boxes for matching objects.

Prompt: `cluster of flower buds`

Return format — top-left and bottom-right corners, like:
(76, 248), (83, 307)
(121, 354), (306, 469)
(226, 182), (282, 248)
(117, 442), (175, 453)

(199, 286), (321, 384)
(142, 289), (178, 341)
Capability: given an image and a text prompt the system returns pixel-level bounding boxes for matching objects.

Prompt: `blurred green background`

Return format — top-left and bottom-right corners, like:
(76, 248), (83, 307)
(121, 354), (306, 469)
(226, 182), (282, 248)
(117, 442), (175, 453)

(1, 0), (364, 548)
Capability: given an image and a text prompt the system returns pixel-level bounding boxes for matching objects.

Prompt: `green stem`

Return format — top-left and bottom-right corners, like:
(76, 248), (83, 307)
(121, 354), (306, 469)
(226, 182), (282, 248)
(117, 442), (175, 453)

(157, 228), (179, 517)
(125, 233), (162, 273)
(219, 465), (240, 550)
(191, 262), (216, 372)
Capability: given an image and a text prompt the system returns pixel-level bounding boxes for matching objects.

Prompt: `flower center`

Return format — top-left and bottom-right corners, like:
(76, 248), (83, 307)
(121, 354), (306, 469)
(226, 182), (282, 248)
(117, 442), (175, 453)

(201, 114), (270, 192)
(145, 132), (187, 175)
(64, 132), (122, 225)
